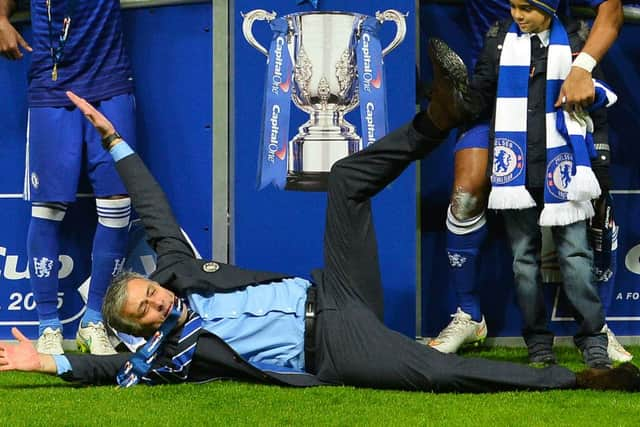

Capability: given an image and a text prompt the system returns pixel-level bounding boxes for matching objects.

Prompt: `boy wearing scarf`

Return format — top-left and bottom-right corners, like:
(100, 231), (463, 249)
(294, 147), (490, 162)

(466, 0), (614, 368)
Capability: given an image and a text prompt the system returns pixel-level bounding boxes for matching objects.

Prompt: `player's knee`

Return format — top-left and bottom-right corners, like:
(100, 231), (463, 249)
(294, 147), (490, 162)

(449, 187), (486, 221)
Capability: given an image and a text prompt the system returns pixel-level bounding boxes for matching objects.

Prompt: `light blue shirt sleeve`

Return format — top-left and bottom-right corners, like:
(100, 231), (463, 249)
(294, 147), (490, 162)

(53, 355), (72, 375)
(109, 141), (135, 162)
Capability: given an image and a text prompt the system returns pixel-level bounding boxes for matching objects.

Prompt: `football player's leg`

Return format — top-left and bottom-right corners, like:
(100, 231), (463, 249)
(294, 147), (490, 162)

(25, 107), (83, 354)
(430, 125), (490, 353)
(78, 94), (135, 355)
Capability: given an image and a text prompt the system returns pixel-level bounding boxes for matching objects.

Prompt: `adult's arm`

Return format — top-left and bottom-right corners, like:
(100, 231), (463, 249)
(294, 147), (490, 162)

(66, 91), (196, 268)
(62, 353), (130, 385)
(0, 328), (57, 375)
(0, 327), (129, 385)
(555, 0), (623, 109)
(0, 0), (32, 60)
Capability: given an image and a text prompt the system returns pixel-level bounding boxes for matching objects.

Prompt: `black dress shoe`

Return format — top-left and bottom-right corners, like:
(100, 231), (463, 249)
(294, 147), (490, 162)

(423, 38), (473, 131)
(575, 362), (640, 391)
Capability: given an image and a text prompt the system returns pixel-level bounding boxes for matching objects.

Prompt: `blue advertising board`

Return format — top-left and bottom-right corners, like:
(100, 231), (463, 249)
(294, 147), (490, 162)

(0, 2), (212, 340)
(419, 2), (640, 340)
(232, 0), (418, 336)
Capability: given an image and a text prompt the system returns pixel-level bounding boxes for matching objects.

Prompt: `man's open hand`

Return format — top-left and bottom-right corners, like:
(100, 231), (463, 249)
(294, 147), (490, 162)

(66, 91), (117, 138)
(0, 328), (49, 373)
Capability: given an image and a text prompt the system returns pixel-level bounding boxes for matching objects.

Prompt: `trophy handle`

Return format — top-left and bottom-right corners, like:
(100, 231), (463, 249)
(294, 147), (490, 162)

(241, 9), (278, 57)
(376, 9), (407, 57)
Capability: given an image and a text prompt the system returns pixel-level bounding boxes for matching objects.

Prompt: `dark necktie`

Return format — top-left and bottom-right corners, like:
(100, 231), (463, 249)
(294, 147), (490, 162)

(531, 34), (545, 58)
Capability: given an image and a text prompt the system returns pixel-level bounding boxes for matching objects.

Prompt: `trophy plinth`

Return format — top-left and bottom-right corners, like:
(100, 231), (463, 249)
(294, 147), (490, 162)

(286, 110), (360, 191)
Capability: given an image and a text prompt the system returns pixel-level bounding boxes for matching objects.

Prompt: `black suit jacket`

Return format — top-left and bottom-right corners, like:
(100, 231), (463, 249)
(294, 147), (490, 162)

(64, 152), (323, 387)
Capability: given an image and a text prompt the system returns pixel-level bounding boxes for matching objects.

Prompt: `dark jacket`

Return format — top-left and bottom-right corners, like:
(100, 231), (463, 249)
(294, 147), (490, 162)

(468, 16), (609, 189)
(64, 153), (324, 387)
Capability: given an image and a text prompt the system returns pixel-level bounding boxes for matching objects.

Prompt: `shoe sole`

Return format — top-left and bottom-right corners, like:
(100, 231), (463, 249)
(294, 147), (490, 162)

(464, 336), (486, 349)
(36, 348), (64, 355)
(428, 38), (469, 95)
(429, 336), (486, 353)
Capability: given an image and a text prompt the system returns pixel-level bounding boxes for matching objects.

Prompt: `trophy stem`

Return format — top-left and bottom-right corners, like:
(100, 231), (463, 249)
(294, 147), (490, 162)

(286, 111), (362, 191)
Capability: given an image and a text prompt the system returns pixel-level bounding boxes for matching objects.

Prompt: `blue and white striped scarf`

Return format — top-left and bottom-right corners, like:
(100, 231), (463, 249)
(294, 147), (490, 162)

(488, 17), (617, 226)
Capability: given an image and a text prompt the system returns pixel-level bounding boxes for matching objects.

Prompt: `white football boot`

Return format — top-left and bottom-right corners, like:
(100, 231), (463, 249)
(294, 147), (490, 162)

(428, 308), (487, 353)
(603, 324), (633, 363)
(76, 321), (118, 355)
(36, 327), (64, 355)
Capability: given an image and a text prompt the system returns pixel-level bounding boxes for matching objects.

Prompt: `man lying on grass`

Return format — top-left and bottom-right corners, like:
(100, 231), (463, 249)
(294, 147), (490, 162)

(1, 41), (639, 392)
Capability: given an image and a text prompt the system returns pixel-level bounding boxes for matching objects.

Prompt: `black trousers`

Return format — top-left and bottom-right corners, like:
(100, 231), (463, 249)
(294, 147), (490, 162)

(313, 119), (577, 392)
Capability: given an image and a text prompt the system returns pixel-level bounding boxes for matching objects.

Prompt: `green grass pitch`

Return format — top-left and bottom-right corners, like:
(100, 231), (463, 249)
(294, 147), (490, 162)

(1, 346), (639, 426)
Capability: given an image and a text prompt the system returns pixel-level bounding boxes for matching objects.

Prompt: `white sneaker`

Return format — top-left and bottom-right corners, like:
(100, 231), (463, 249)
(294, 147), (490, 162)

(603, 324), (633, 363)
(428, 308), (487, 353)
(36, 327), (64, 355)
(76, 322), (117, 355)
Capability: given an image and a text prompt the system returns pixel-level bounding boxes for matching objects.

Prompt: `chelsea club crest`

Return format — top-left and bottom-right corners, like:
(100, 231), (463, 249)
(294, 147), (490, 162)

(546, 152), (574, 200)
(491, 138), (524, 185)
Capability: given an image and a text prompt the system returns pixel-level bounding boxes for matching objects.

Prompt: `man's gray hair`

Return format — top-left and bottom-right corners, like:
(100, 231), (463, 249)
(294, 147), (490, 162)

(102, 270), (147, 336)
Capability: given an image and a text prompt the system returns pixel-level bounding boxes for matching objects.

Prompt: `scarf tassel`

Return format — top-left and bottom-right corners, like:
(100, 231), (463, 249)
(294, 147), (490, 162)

(566, 165), (601, 201)
(488, 186), (537, 210)
(539, 200), (594, 226)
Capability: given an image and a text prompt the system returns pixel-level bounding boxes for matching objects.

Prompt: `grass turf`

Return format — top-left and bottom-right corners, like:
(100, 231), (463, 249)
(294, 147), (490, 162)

(1, 346), (639, 426)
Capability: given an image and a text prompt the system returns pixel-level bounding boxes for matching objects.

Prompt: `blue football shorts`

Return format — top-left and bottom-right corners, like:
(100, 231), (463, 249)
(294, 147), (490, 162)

(24, 93), (136, 202)
(454, 122), (490, 153)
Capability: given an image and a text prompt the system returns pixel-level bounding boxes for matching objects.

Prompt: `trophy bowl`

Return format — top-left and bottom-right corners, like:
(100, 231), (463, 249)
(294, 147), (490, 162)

(243, 9), (405, 191)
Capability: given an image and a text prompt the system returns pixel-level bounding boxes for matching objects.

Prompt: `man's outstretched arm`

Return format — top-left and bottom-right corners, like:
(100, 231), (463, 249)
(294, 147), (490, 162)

(66, 91), (196, 267)
(0, 327), (131, 385)
(0, 328), (57, 374)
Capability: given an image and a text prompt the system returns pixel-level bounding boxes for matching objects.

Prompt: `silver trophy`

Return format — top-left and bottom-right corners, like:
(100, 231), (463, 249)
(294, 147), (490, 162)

(243, 9), (406, 191)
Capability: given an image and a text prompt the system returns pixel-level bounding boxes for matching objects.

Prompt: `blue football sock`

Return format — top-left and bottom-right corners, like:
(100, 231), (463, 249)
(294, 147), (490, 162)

(28, 203), (67, 335)
(81, 308), (104, 326)
(39, 318), (62, 336)
(446, 208), (488, 322)
(82, 198), (130, 326)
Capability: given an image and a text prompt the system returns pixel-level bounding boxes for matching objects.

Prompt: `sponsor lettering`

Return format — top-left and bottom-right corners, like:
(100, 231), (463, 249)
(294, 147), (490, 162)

(365, 102), (376, 145)
(361, 34), (374, 92)
(616, 292), (640, 301)
(268, 105), (281, 163)
(271, 37), (286, 94)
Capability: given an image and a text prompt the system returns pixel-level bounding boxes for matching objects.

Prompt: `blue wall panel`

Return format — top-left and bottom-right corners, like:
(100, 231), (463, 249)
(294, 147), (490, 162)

(233, 0), (418, 335)
(419, 3), (640, 338)
(0, 3), (212, 339)
(122, 3), (213, 258)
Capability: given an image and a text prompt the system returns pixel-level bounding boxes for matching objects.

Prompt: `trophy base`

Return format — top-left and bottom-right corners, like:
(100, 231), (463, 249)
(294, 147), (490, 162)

(285, 171), (329, 192)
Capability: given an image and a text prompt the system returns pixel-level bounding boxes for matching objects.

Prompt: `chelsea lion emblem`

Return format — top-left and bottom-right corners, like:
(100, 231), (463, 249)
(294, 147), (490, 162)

(546, 152), (574, 200)
(491, 138), (524, 185)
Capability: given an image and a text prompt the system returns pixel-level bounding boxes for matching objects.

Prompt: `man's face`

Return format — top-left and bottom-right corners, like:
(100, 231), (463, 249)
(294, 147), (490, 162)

(121, 278), (176, 335)
(510, 0), (552, 34)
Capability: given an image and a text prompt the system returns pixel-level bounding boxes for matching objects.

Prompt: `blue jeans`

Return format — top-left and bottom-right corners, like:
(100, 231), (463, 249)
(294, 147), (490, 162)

(502, 204), (606, 351)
